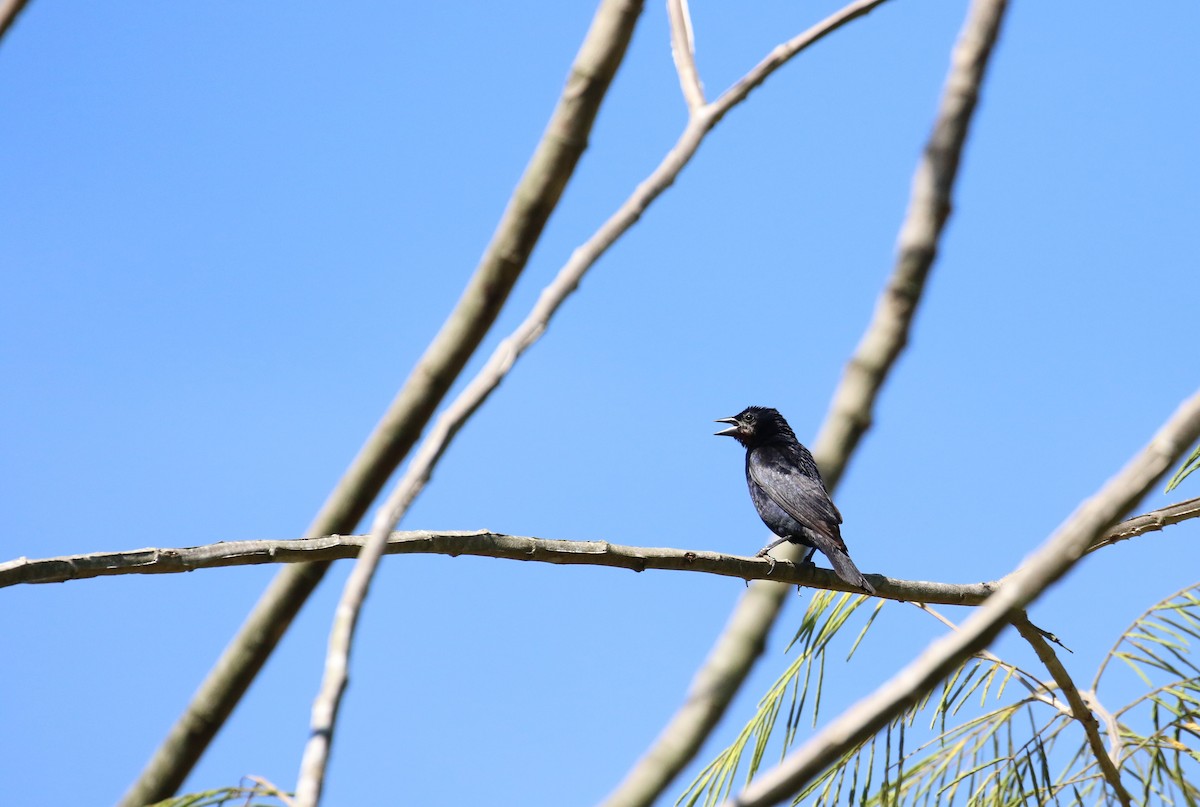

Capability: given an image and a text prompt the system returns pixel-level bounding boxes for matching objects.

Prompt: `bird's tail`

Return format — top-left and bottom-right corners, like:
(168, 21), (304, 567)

(830, 550), (874, 595)
(806, 533), (875, 595)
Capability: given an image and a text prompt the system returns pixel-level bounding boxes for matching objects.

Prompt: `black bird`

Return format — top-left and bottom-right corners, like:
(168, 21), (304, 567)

(716, 406), (874, 594)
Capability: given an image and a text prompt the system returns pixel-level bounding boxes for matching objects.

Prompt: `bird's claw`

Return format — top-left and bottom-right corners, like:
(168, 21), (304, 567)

(756, 550), (777, 575)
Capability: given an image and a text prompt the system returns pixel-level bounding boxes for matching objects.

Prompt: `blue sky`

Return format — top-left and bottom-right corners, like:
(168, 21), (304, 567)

(2, 1), (1197, 805)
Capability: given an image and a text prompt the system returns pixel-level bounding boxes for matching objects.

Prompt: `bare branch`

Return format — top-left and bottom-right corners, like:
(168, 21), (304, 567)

(816, 7), (997, 479)
(667, 0), (705, 111)
(0, 0), (31, 45)
(721, 387), (1200, 807)
(0, 532), (995, 605)
(1082, 689), (1125, 770)
(707, 0), (891, 126)
(1013, 612), (1133, 806)
(118, 3), (645, 805)
(5, 496), (1195, 592)
(1087, 496), (1200, 553)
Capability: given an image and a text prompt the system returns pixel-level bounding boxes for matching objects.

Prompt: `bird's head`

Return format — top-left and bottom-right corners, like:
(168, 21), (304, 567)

(714, 406), (795, 448)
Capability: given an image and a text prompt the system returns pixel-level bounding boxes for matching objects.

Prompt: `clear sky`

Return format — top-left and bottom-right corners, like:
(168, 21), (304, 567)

(2, 2), (1197, 805)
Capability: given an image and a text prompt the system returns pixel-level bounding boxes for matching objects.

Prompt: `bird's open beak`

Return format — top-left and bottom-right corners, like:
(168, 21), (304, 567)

(714, 417), (740, 437)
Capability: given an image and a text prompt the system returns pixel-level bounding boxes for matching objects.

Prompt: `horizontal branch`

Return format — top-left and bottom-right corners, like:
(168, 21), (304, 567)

(1086, 496), (1200, 552)
(4, 495), (1195, 601)
(0, 531), (988, 605)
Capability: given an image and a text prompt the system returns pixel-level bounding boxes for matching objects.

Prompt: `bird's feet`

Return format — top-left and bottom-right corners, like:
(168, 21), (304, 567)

(755, 548), (778, 575)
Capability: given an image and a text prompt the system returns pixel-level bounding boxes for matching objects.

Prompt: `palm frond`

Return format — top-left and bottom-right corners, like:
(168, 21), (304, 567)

(676, 591), (879, 807)
(150, 778), (291, 807)
(686, 582), (1200, 806)
(1094, 583), (1200, 691)
(1166, 444), (1200, 493)
(1084, 583), (1200, 805)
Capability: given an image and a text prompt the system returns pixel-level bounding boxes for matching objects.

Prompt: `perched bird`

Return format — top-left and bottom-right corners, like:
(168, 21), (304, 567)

(716, 406), (874, 594)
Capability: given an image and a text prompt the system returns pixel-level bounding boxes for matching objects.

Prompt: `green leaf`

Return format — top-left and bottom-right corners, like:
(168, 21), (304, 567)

(1166, 444), (1200, 492)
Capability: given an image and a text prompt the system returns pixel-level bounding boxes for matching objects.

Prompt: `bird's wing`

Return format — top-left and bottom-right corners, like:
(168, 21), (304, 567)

(749, 446), (846, 544)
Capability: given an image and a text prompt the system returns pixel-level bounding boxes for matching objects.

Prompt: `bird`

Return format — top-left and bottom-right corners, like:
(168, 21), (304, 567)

(715, 406), (874, 594)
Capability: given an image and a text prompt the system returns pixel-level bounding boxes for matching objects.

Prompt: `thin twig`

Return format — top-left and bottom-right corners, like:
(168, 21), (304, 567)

(721, 388), (1200, 807)
(707, 0), (891, 126)
(5, 496), (1195, 593)
(119, 3), (645, 805)
(667, 0), (705, 111)
(1013, 612), (1133, 807)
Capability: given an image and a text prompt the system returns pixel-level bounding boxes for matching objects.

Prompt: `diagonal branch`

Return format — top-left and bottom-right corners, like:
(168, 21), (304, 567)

(1081, 689), (1125, 770)
(706, 0), (890, 127)
(667, 0), (705, 111)
(117, 3), (644, 805)
(0, 0), (31, 45)
(721, 388), (1200, 807)
(1013, 611), (1133, 806)
(600, 0), (1003, 802)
